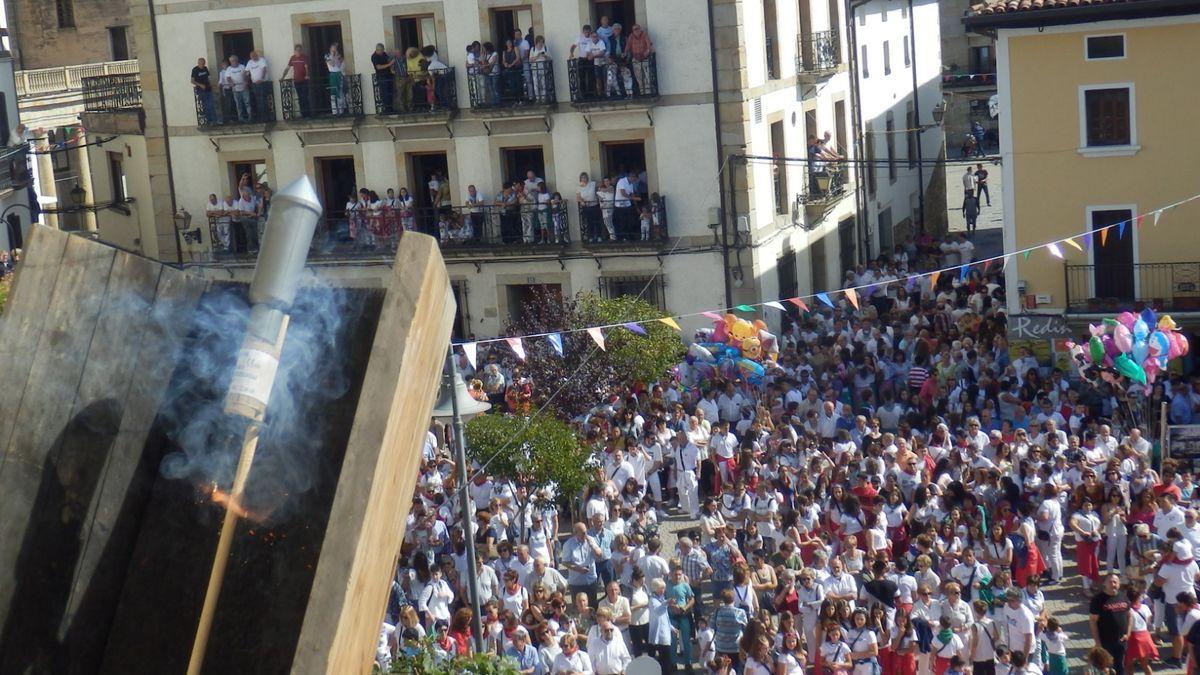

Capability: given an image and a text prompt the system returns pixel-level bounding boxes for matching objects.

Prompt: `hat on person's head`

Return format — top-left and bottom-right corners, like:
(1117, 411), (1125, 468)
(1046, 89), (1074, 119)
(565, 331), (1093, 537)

(1135, 523), (1151, 536)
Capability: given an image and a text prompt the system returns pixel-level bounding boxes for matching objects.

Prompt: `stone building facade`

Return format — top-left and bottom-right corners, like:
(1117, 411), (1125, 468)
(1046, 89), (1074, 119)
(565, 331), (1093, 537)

(4, 0), (136, 69)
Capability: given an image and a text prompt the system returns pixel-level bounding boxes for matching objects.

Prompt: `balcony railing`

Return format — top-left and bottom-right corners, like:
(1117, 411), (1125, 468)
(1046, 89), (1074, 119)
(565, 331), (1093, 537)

(0, 146), (30, 193)
(15, 60), (139, 97)
(372, 67), (457, 116)
(194, 83), (277, 127)
(798, 168), (847, 206)
(579, 196), (668, 247)
(81, 73), (142, 112)
(797, 30), (841, 76)
(568, 53), (659, 104)
(943, 72), (996, 88)
(281, 74), (364, 121)
(1065, 262), (1200, 313)
(467, 60), (555, 110)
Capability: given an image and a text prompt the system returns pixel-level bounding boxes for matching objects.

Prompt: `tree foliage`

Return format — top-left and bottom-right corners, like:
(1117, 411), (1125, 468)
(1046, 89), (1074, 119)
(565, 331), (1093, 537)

(464, 413), (593, 501)
(378, 636), (521, 675)
(0, 275), (10, 315)
(509, 289), (684, 419)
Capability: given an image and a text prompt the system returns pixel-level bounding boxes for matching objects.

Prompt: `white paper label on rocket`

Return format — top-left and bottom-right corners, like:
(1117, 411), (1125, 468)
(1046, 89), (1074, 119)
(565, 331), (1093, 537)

(227, 348), (280, 410)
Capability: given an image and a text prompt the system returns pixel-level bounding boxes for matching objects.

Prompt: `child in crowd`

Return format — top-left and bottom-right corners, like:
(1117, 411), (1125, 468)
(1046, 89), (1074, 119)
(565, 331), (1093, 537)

(1124, 585), (1158, 675)
(639, 205), (652, 241)
(932, 616), (963, 675)
(1085, 646), (1115, 675)
(1038, 617), (1067, 675)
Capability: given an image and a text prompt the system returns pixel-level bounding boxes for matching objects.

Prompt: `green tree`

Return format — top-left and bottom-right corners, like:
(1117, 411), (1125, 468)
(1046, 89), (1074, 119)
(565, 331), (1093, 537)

(377, 636), (521, 674)
(509, 290), (684, 419)
(464, 413), (593, 502)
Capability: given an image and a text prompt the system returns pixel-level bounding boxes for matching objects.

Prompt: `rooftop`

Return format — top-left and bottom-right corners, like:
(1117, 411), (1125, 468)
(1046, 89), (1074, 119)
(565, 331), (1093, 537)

(965, 0), (1200, 27)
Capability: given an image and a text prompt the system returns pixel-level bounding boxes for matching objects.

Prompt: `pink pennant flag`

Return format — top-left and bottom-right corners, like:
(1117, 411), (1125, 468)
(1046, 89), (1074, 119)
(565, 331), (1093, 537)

(844, 288), (859, 310)
(1136, 215), (1145, 229)
(1063, 237), (1083, 252)
(787, 298), (809, 312)
(587, 327), (606, 351)
(1047, 243), (1064, 259)
(981, 259), (992, 273)
(462, 342), (478, 369)
(763, 301), (786, 311)
(701, 311), (723, 321)
(506, 337), (526, 361)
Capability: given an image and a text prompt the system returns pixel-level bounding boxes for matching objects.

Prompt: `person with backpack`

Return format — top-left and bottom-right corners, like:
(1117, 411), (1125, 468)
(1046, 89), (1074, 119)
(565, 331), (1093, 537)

(968, 600), (999, 675)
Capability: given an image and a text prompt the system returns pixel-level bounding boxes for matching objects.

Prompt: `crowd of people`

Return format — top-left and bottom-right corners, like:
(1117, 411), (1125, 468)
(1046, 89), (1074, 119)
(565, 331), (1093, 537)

(383, 225), (1200, 675)
(204, 175), (272, 254)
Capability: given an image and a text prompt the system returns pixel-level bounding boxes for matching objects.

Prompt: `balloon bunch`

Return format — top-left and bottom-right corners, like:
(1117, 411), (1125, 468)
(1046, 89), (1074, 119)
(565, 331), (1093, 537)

(685, 314), (780, 386)
(1066, 308), (1188, 389)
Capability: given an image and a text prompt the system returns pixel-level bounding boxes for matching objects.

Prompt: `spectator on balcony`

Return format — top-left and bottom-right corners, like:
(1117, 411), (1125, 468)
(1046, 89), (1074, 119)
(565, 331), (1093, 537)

(397, 187), (416, 233)
(501, 39), (523, 102)
(325, 43), (347, 115)
(496, 184), (520, 244)
(480, 42), (500, 105)
(466, 42), (483, 104)
(577, 172), (602, 243)
(535, 182), (553, 244)
(596, 16), (614, 46)
(225, 55), (251, 123)
(626, 25), (655, 96)
(190, 57), (219, 125)
(518, 183), (536, 244)
(551, 192), (567, 244)
(247, 50), (271, 121)
(513, 29), (531, 100)
(807, 135), (829, 196)
(528, 36), (551, 103)
(372, 44), (397, 114)
(397, 47), (424, 112)
(597, 177), (616, 242)
(522, 170), (543, 197)
(423, 46), (451, 111)
(606, 24), (632, 98)
(205, 193), (231, 251)
(235, 185), (259, 253)
(430, 170), (452, 218)
(281, 44), (312, 119)
(464, 184), (485, 242)
(569, 26), (600, 96)
(255, 182), (272, 246)
(364, 190), (383, 248)
(615, 172), (640, 241)
(344, 192), (362, 241)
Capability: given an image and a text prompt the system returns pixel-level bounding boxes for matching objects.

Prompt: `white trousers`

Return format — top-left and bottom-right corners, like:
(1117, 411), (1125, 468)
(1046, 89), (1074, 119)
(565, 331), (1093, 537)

(678, 469), (699, 518)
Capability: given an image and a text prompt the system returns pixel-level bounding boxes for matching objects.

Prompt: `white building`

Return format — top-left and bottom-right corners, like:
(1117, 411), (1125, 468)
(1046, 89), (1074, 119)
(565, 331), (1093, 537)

(0, 11), (32, 252)
(850, 0), (945, 253)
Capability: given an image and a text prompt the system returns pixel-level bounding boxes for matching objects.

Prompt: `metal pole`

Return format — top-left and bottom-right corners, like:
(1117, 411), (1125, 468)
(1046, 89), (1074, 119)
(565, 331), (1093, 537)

(446, 349), (485, 653)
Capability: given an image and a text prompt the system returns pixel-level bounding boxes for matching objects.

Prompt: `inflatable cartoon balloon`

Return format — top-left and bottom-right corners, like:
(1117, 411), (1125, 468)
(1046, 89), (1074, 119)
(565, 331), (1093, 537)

(1150, 331), (1170, 360)
(1160, 315), (1179, 332)
(688, 343), (715, 362)
(1133, 318), (1150, 341)
(1140, 308), (1157, 329)
(1132, 339), (1149, 366)
(1089, 336), (1105, 363)
(735, 358), (766, 384)
(1102, 335), (1120, 360)
(1113, 323), (1133, 354)
(1088, 323), (1106, 338)
(741, 336), (763, 360)
(1116, 312), (1137, 330)
(1114, 353), (1147, 385)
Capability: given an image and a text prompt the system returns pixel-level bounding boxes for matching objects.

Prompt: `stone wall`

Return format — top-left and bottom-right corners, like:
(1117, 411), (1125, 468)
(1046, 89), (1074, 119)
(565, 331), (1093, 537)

(6, 0), (136, 69)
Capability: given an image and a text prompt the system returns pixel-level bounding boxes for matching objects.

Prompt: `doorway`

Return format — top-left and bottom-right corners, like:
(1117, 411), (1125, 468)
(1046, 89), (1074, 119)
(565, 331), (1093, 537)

(809, 233), (827, 292)
(304, 23), (344, 77)
(501, 147), (546, 186)
(592, 0), (636, 26)
(315, 156), (356, 239)
(408, 152), (449, 235)
(600, 141), (646, 183)
(216, 30), (254, 67)
(506, 283), (562, 327)
(489, 6), (532, 48)
(109, 26), (129, 61)
(838, 216), (857, 273)
(228, 160), (267, 196)
(827, 0), (842, 58)
(1091, 208), (1135, 301)
(777, 250), (799, 329)
(394, 15), (436, 53)
(834, 100), (848, 157)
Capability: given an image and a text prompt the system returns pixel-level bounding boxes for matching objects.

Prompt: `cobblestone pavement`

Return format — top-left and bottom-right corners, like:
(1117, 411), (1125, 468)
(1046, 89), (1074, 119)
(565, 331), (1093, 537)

(654, 513), (1186, 673)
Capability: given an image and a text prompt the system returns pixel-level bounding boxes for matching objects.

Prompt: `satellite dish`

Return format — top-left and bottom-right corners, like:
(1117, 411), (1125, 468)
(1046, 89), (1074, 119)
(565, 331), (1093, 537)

(628, 655), (663, 675)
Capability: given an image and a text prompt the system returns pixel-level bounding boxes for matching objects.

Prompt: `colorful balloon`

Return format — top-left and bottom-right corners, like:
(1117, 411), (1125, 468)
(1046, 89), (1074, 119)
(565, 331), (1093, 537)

(1088, 323), (1107, 338)
(1140, 308), (1157, 329)
(1132, 339), (1149, 365)
(1114, 353), (1147, 384)
(1133, 318), (1150, 341)
(1159, 315), (1179, 332)
(1102, 335), (1120, 359)
(1113, 323), (1133, 354)
(1149, 331), (1171, 360)
(1089, 336), (1105, 363)
(688, 343), (715, 362)
(1116, 312), (1137, 330)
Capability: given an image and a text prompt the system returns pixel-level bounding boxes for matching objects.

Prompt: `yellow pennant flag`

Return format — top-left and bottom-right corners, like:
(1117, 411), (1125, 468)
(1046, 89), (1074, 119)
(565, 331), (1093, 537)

(658, 317), (681, 331)
(1064, 237), (1083, 252)
(1100, 228), (1109, 246)
(929, 270), (941, 289)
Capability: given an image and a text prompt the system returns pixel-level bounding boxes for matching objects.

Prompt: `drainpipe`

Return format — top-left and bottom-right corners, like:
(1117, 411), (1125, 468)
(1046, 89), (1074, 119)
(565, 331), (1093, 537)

(907, 0), (926, 231)
(148, 0), (183, 263)
(706, 0), (733, 309)
(845, 0), (869, 262)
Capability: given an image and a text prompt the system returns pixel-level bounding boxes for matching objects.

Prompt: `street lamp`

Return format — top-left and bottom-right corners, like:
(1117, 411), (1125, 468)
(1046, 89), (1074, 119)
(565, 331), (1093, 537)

(431, 352), (490, 654)
(931, 101), (946, 125)
(69, 183), (86, 207)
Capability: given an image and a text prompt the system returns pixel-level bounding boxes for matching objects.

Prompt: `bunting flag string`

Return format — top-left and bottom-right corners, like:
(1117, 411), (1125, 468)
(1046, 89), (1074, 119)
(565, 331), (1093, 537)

(448, 191), (1200, 355)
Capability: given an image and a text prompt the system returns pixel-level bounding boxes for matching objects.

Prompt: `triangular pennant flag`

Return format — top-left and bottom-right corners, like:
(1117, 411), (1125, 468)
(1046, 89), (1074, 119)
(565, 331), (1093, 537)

(701, 311), (723, 321)
(816, 293), (834, 308)
(547, 333), (564, 356)
(763, 301), (786, 311)
(506, 337), (526, 361)
(587, 327), (606, 351)
(1023, 251), (1031, 260)
(929, 271), (940, 288)
(959, 265), (970, 280)
(981, 259), (991, 273)
(624, 322), (647, 335)
(1047, 243), (1063, 259)
(787, 298), (809, 312)
(1082, 232), (1092, 248)
(1154, 210), (1162, 227)
(1064, 237), (1083, 252)
(1118, 221), (1126, 239)
(1136, 215), (1145, 230)
(1100, 228), (1109, 246)
(658, 317), (681, 331)
(735, 304), (756, 312)
(844, 288), (859, 309)
(1002, 255), (1013, 270)
(463, 342), (478, 369)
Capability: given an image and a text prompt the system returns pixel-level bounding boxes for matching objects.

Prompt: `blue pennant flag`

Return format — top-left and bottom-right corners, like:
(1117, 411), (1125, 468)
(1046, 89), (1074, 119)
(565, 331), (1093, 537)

(547, 332), (564, 356)
(816, 292), (834, 308)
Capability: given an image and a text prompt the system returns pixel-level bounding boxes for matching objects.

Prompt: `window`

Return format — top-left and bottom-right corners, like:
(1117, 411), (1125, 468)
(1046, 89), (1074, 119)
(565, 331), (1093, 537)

(861, 45), (869, 78)
(1086, 34), (1125, 60)
(216, 30), (254, 70)
(969, 46), (995, 74)
(109, 27), (129, 61)
(906, 104), (916, 169)
(1082, 86), (1132, 147)
(450, 280), (471, 340)
(601, 275), (666, 311)
(864, 125), (876, 196)
(901, 3), (908, 18)
(885, 112), (896, 182)
(903, 36), (910, 67)
(394, 15), (437, 54)
(770, 120), (787, 214)
(489, 6), (532, 50)
(592, 0), (637, 27)
(108, 152), (126, 203)
(883, 41), (891, 75)
(56, 0), (75, 28)
(882, 6), (888, 21)
(764, 0), (780, 80)
(878, 208), (894, 254)
(0, 94), (9, 145)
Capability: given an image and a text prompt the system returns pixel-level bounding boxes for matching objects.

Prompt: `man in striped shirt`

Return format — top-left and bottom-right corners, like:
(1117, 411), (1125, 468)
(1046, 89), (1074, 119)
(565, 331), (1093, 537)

(710, 588), (747, 668)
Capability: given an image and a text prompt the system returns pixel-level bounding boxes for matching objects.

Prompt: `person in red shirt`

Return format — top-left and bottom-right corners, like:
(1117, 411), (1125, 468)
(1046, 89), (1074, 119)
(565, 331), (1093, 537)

(447, 607), (473, 656)
(280, 44), (311, 118)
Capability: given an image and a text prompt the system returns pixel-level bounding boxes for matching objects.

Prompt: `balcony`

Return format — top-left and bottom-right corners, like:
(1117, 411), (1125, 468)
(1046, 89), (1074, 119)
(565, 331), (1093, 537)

(81, 73), (142, 112)
(194, 85), (276, 129)
(579, 196), (669, 249)
(796, 169), (847, 226)
(0, 146), (30, 194)
(467, 61), (555, 111)
(568, 54), (659, 106)
(280, 74), (364, 122)
(372, 68), (457, 119)
(207, 201), (571, 261)
(15, 60), (139, 98)
(796, 30), (841, 81)
(1065, 262), (1200, 314)
(943, 72), (996, 88)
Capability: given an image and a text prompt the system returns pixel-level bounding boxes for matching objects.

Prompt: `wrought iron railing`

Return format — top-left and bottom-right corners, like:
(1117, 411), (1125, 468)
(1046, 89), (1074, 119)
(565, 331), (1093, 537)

(372, 67), (457, 115)
(568, 53), (658, 104)
(81, 73), (142, 111)
(1065, 262), (1200, 313)
(195, 84), (277, 127)
(467, 60), (555, 109)
(765, 37), (779, 80)
(281, 74), (364, 121)
(797, 30), (841, 75)
(0, 146), (30, 193)
(578, 195), (668, 246)
(942, 72), (996, 88)
(798, 168), (847, 206)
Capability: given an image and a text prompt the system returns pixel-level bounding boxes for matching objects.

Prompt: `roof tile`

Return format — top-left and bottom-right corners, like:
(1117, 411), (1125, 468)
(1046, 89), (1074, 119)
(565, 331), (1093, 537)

(970, 0), (1147, 15)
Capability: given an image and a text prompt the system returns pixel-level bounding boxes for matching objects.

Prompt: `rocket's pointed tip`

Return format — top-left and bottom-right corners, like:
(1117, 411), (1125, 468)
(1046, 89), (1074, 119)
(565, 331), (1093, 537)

(275, 176), (322, 214)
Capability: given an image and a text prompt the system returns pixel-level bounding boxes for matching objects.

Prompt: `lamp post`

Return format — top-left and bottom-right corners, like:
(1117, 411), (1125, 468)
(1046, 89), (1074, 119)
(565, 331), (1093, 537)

(431, 349), (489, 654)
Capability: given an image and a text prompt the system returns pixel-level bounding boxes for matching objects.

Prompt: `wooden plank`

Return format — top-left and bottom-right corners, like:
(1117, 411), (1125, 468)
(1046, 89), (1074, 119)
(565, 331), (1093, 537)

(0, 233), (116, 645)
(292, 233), (455, 675)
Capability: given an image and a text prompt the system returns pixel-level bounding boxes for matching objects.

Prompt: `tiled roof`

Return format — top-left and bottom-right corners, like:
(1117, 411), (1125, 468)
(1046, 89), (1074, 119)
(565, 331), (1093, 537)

(970, 0), (1149, 15)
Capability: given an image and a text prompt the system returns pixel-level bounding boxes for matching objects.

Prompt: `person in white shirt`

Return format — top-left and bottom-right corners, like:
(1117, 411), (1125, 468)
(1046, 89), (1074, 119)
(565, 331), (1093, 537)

(950, 547), (992, 604)
(552, 632), (593, 674)
(586, 609), (631, 675)
(246, 50), (270, 120)
(419, 567), (455, 626)
(224, 54), (251, 122)
(674, 431), (701, 518)
(1035, 485), (1065, 583)
(1001, 589), (1036, 661)
(822, 558), (858, 608)
(1155, 493), (1187, 538)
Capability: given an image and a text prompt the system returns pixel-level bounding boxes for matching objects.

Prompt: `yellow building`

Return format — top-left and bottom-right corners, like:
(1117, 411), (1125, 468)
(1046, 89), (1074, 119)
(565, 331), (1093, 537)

(966, 1), (1200, 320)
